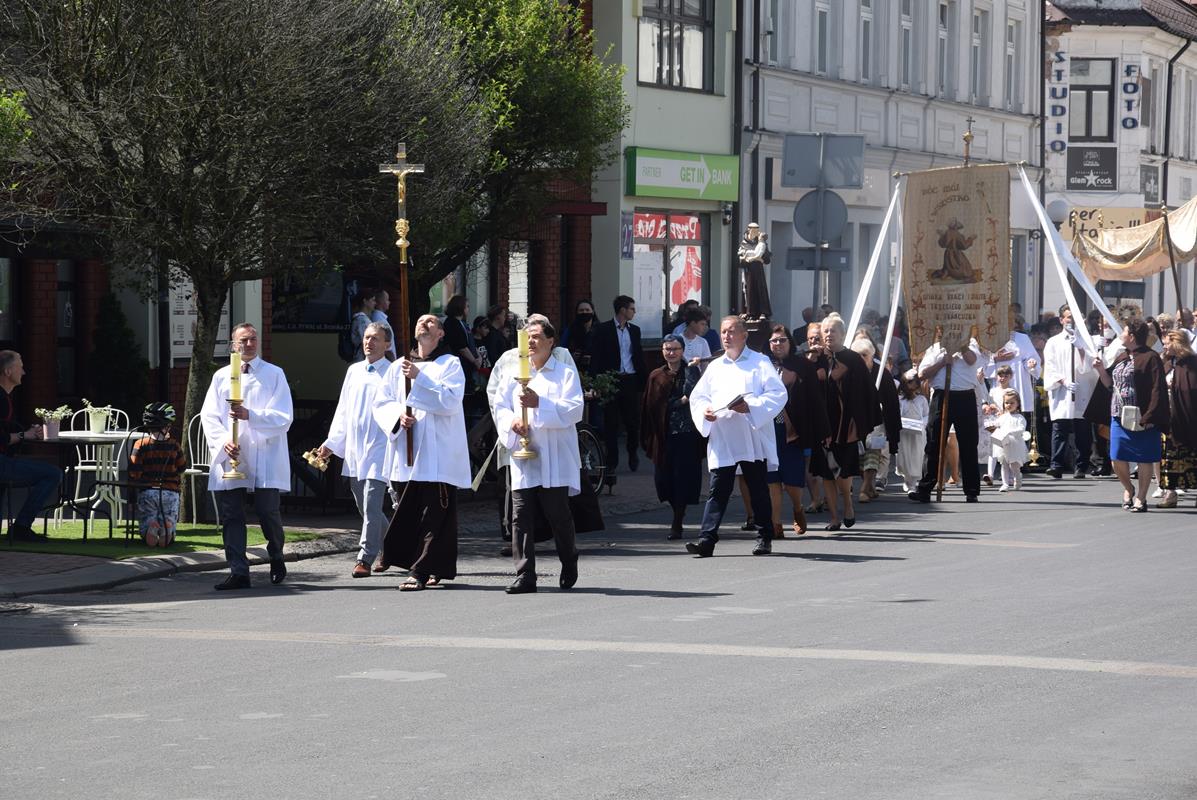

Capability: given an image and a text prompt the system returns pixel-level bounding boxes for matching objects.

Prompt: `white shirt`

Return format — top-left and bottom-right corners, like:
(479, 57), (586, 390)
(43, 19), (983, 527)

(616, 322), (634, 374)
(900, 394), (929, 431)
(689, 348), (787, 470)
(201, 358), (294, 491)
(494, 355), (584, 493)
(1043, 328), (1098, 421)
(918, 341), (984, 391)
(373, 352), (471, 488)
(369, 309), (397, 357)
(487, 346), (576, 468)
(322, 358), (390, 481)
(985, 331), (1040, 410)
(681, 331), (711, 361)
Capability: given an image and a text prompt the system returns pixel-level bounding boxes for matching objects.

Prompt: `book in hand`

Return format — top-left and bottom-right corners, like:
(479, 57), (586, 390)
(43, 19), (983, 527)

(714, 393), (748, 412)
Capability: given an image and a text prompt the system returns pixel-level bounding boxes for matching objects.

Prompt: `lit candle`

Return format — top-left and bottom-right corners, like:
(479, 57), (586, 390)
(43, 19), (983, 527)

(517, 328), (530, 381)
(229, 351), (242, 402)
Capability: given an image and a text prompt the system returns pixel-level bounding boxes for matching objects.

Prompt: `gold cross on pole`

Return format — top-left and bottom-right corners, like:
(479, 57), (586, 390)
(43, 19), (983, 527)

(378, 143), (425, 265)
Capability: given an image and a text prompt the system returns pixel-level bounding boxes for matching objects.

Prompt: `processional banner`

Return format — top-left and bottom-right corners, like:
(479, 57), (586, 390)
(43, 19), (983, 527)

(902, 164), (1010, 355)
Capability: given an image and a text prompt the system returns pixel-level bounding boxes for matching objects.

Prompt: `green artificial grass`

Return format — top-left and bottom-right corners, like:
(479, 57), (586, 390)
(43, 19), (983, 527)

(4, 521), (323, 560)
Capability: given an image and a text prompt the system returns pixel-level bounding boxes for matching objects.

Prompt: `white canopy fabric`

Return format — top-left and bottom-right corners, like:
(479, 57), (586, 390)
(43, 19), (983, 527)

(1074, 193), (1197, 281)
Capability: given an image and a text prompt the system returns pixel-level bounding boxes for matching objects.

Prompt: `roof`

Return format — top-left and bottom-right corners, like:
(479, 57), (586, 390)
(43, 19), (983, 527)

(1048, 0), (1197, 40)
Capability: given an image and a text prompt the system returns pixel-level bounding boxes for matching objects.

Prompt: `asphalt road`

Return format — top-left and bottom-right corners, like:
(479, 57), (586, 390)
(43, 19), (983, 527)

(3, 476), (1196, 799)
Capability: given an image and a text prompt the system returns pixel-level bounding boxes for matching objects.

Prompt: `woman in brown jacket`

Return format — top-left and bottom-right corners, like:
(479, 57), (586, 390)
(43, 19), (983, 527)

(1094, 318), (1170, 512)
(640, 335), (703, 539)
(1158, 330), (1197, 507)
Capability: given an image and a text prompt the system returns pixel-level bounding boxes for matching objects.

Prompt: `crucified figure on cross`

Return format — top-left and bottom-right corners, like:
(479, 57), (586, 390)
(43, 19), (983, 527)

(379, 143), (425, 265)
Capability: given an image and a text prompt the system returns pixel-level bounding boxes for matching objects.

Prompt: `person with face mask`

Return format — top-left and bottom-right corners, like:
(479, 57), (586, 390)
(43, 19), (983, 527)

(1043, 305), (1099, 479)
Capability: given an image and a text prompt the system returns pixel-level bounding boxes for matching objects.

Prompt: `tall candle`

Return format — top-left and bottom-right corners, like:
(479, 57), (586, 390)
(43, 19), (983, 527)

(517, 328), (530, 381)
(229, 351), (242, 401)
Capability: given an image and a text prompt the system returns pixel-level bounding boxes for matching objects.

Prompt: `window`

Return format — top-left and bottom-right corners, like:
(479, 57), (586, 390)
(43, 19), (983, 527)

(937, 1), (952, 95)
(632, 211), (709, 339)
(1004, 20), (1021, 107)
(815, 1), (830, 75)
(767, 0), (780, 64)
(860, 0), (873, 82)
(1069, 58), (1115, 142)
(899, 0), (913, 89)
(637, 0), (714, 91)
(970, 9), (989, 100)
(1187, 75), (1195, 159)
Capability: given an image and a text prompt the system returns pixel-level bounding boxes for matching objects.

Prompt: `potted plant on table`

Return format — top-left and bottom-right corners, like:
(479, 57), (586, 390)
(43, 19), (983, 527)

(81, 398), (113, 433)
(34, 405), (72, 440)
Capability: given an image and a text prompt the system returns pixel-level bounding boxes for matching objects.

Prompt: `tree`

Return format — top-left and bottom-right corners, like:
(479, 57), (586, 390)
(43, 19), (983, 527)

(0, 85), (30, 161)
(413, 0), (628, 296)
(0, 0), (490, 473)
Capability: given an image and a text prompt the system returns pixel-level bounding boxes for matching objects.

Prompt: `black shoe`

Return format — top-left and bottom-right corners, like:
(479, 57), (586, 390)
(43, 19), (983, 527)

(843, 517), (855, 528)
(739, 519), (756, 531)
(1046, 467), (1063, 479)
(559, 559), (578, 590)
(825, 521), (841, 532)
(666, 531), (682, 541)
(505, 576), (537, 594)
(1073, 471), (1087, 479)
(965, 495), (979, 503)
(907, 492), (930, 503)
(270, 560), (287, 585)
(751, 538), (772, 555)
(215, 574), (251, 591)
(8, 523), (40, 542)
(685, 540), (715, 558)
(628, 452), (639, 472)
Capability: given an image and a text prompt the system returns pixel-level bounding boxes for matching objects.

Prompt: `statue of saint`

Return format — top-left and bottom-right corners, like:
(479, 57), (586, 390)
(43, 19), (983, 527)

(738, 222), (772, 320)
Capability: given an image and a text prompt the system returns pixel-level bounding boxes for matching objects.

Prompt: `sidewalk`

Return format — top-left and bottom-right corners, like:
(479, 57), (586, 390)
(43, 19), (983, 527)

(0, 466), (664, 599)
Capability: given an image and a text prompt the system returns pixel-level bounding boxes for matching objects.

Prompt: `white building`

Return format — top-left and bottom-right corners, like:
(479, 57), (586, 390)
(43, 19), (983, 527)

(591, 1), (739, 338)
(1046, 0), (1197, 317)
(745, 0), (1043, 327)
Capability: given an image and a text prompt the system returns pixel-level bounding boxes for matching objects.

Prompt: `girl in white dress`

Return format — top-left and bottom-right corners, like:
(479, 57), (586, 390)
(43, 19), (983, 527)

(895, 370), (929, 494)
(991, 389), (1029, 492)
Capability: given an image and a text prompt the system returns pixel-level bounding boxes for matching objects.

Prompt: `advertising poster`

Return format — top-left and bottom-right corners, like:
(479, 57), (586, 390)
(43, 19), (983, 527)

(633, 244), (664, 340)
(669, 245), (703, 307)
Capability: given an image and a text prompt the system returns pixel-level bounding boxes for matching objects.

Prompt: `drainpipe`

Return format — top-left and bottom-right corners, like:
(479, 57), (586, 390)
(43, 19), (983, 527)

(1037, 0), (1047, 318)
(1162, 37), (1189, 312)
(731, 0), (747, 314)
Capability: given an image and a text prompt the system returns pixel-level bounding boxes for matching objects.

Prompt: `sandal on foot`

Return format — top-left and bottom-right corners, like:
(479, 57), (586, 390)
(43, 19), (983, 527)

(399, 576), (426, 591)
(825, 521), (841, 532)
(426, 575), (442, 587)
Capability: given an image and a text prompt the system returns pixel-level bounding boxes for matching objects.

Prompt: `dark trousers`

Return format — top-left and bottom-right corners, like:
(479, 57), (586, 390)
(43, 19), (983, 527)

(215, 487), (285, 576)
(511, 486), (577, 581)
(497, 465), (512, 540)
(698, 460), (772, 544)
(602, 374), (642, 471)
(0, 454), (62, 528)
(917, 390), (981, 498)
(1050, 418), (1092, 473)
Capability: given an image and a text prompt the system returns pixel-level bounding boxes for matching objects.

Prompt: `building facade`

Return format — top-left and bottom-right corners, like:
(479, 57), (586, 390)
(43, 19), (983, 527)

(1046, 0), (1197, 317)
(744, 0), (1043, 327)
(591, 1), (739, 338)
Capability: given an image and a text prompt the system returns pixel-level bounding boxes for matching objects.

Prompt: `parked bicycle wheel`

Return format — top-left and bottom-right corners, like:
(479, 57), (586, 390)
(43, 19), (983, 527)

(577, 424), (606, 492)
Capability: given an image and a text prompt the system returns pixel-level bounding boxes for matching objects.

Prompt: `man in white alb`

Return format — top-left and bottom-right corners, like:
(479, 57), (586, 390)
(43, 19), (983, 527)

(1043, 305), (1098, 479)
(685, 316), (787, 558)
(317, 322), (392, 578)
(201, 323), (294, 590)
(373, 314), (471, 590)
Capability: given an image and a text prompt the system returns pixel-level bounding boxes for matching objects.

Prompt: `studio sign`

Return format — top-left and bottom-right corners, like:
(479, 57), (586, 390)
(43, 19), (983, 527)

(1067, 147), (1116, 192)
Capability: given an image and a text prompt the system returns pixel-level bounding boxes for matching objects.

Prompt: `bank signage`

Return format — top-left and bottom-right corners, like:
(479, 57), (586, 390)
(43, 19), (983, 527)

(625, 147), (739, 201)
(1066, 147), (1117, 192)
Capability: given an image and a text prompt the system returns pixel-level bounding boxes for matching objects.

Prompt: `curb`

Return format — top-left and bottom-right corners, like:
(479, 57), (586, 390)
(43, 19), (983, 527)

(0, 494), (663, 600)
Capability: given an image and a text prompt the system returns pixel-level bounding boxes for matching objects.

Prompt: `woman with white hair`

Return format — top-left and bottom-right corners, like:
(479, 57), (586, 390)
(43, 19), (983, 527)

(851, 333), (901, 502)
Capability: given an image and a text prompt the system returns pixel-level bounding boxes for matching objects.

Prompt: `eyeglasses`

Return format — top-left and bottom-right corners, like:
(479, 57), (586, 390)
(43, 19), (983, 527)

(768, 338), (789, 345)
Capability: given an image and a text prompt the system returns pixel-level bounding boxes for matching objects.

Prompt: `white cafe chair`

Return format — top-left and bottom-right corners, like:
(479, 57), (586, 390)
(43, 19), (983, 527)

(184, 414), (221, 526)
(55, 407), (130, 525)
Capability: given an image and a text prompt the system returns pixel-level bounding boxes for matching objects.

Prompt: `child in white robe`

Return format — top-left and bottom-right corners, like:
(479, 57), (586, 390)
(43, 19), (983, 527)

(895, 370), (929, 494)
(990, 389), (1028, 492)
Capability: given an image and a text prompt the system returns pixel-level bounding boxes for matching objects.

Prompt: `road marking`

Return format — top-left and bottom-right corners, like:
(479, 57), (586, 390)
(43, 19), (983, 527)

(65, 626), (1197, 679)
(935, 539), (1078, 549)
(337, 669), (445, 682)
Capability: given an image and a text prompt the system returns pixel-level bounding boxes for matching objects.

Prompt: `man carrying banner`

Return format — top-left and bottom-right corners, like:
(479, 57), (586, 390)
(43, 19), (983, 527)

(909, 333), (983, 503)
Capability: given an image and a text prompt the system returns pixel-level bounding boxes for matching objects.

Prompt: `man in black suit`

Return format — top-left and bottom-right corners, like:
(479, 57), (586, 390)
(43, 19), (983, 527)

(588, 295), (647, 478)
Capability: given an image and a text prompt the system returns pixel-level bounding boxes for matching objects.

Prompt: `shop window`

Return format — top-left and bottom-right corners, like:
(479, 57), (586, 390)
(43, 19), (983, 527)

(632, 211), (709, 340)
(637, 0), (714, 92)
(1069, 58), (1115, 143)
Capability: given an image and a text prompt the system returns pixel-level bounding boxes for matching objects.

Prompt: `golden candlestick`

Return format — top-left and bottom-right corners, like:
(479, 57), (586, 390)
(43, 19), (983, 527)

(222, 399), (247, 480)
(302, 447), (330, 472)
(1026, 387), (1043, 467)
(512, 377), (537, 460)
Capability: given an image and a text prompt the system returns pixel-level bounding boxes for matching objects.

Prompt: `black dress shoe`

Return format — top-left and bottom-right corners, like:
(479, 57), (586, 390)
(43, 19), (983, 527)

(8, 523), (40, 542)
(907, 492), (930, 503)
(505, 577), (537, 594)
(965, 495), (979, 503)
(215, 574), (251, 591)
(1046, 467), (1063, 479)
(843, 517), (855, 528)
(559, 559), (578, 589)
(685, 540), (715, 558)
(1073, 471), (1087, 479)
(751, 538), (772, 555)
(270, 560), (287, 585)
(666, 531), (682, 541)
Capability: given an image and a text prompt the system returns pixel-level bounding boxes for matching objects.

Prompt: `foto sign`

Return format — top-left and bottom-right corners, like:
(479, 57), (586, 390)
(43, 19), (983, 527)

(625, 147), (739, 201)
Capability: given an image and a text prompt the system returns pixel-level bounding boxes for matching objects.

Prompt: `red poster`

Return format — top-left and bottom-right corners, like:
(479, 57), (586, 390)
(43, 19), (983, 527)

(669, 215), (702, 241)
(633, 213), (668, 239)
(669, 245), (702, 306)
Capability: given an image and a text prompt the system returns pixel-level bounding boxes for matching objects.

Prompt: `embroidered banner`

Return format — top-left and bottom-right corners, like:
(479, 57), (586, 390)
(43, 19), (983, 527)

(902, 164), (1010, 355)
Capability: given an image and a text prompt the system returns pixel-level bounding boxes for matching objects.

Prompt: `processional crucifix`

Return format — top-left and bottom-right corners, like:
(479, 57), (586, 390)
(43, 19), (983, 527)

(379, 143), (425, 466)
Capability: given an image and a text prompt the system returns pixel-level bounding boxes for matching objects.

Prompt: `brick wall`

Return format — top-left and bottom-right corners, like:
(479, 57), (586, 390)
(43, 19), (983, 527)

(20, 259), (58, 416)
(76, 258), (109, 367)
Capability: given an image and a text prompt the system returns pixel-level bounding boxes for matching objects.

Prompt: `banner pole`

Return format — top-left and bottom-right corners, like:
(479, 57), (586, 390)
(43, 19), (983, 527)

(1161, 207), (1183, 308)
(935, 361), (952, 503)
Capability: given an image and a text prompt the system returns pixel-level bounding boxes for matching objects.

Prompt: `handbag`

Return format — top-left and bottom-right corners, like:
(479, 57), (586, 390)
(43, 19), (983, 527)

(1120, 404), (1143, 432)
(865, 428), (888, 451)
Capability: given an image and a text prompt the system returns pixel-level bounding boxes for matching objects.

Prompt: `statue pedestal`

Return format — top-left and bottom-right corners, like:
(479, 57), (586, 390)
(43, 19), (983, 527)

(741, 314), (772, 354)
